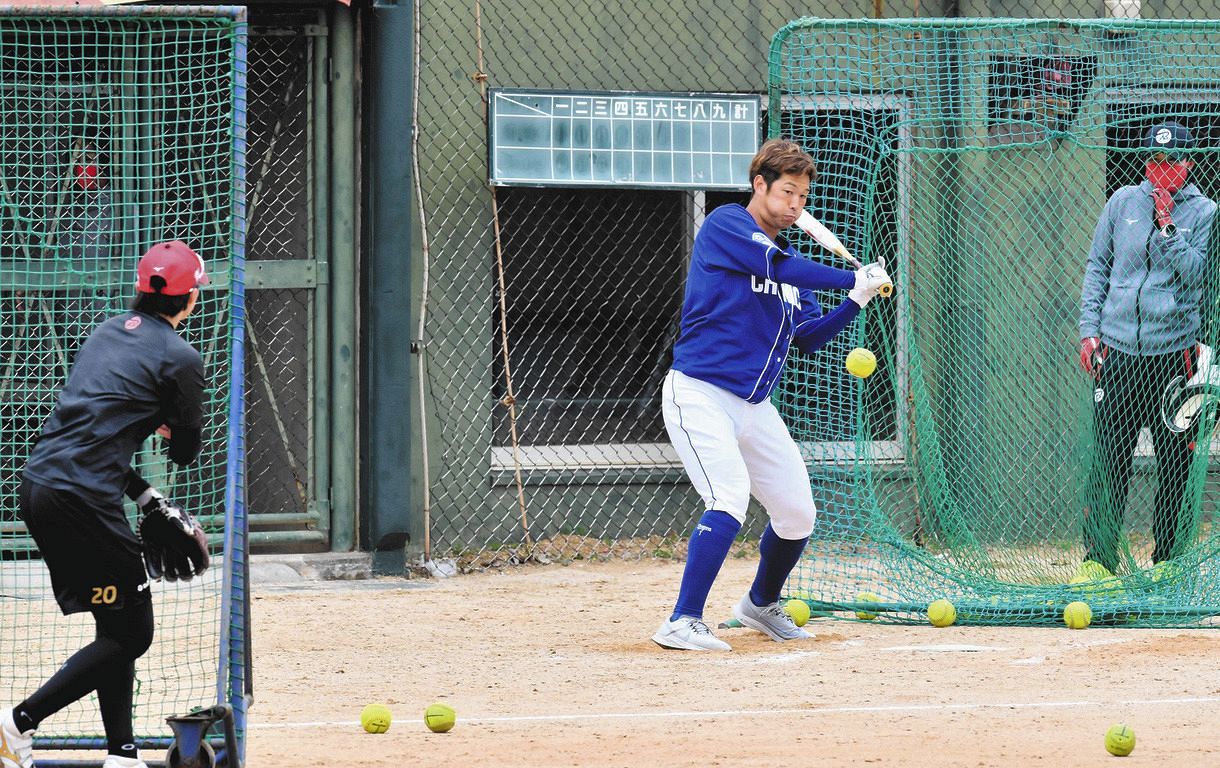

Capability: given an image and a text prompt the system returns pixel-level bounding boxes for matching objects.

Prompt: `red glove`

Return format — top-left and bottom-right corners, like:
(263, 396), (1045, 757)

(1151, 188), (1175, 229)
(1079, 337), (1106, 378)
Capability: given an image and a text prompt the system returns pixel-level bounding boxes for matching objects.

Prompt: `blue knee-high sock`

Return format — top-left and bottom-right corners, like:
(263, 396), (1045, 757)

(671, 510), (741, 621)
(749, 523), (809, 607)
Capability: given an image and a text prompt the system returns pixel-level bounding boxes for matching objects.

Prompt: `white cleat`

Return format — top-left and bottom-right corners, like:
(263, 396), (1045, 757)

(102, 756), (148, 768)
(0, 709), (33, 768)
(733, 594), (812, 642)
(652, 615), (731, 651)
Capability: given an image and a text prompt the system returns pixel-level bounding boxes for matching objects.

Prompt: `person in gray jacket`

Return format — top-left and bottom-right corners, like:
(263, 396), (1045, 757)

(1078, 120), (1217, 579)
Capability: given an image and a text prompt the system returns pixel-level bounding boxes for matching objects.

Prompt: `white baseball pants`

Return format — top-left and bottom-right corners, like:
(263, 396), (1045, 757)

(662, 369), (817, 539)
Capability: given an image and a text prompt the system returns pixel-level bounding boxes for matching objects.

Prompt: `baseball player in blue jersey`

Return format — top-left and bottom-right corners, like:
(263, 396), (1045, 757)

(653, 139), (891, 651)
(1, 241), (211, 768)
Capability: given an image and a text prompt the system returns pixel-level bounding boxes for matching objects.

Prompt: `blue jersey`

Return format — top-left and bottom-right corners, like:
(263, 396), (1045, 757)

(671, 204), (858, 403)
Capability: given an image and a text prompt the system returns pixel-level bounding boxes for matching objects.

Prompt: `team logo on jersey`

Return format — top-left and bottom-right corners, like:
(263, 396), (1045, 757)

(124, 316), (142, 330)
(751, 231), (776, 248)
(751, 276), (801, 308)
(1094, 387), (1105, 403)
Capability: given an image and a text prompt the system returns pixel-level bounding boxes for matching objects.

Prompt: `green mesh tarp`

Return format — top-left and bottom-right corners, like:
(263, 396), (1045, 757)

(774, 18), (1220, 628)
(0, 6), (247, 750)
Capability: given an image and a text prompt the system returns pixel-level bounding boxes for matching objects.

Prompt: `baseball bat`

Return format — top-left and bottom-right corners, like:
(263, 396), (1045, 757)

(794, 210), (893, 298)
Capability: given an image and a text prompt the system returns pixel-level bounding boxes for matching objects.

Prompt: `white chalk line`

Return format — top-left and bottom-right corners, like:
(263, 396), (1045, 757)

(249, 695), (1220, 730)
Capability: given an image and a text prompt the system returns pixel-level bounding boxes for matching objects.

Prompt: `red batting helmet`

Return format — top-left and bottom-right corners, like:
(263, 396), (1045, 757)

(136, 241), (210, 295)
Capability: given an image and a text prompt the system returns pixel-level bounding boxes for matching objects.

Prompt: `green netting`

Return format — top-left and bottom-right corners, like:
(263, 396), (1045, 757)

(0, 8), (245, 749)
(773, 18), (1220, 629)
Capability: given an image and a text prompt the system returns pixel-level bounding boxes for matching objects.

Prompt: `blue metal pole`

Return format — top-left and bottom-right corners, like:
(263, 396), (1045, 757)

(219, 12), (251, 764)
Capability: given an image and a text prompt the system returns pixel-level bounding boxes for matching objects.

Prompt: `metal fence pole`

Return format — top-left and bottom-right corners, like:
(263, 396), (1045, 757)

(330, 6), (359, 551)
(312, 10), (334, 546)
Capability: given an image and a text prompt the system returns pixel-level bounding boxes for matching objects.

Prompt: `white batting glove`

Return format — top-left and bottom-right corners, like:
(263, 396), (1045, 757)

(849, 263), (891, 307)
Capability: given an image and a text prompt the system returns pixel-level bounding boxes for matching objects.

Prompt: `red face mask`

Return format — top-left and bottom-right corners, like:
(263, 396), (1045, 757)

(1145, 161), (1190, 193)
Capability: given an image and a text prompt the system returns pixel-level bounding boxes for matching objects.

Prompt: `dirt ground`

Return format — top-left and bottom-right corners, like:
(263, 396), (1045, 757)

(247, 558), (1220, 767)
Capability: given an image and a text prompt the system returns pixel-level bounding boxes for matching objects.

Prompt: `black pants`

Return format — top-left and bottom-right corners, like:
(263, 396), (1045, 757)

(19, 477), (148, 615)
(1083, 347), (1197, 573)
(17, 477), (154, 755)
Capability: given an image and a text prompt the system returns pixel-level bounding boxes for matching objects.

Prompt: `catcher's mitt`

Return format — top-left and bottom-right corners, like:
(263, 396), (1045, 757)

(138, 495), (210, 582)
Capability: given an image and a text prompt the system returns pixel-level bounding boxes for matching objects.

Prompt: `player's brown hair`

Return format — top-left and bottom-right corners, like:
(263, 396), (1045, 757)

(749, 138), (815, 188)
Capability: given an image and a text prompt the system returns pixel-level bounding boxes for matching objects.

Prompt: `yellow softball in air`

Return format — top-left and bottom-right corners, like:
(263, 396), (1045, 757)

(360, 703), (392, 734)
(927, 599), (956, 627)
(855, 592), (880, 620)
(846, 347), (877, 378)
(1063, 601), (1092, 629)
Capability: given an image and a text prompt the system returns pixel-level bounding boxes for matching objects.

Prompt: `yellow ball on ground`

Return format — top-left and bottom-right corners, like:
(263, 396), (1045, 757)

(360, 703), (392, 734)
(1150, 561), (1180, 583)
(1063, 601), (1092, 629)
(855, 592), (880, 620)
(927, 599), (956, 627)
(783, 598), (811, 627)
(1076, 560), (1114, 581)
(1105, 723), (1136, 756)
(845, 347), (877, 378)
(424, 703), (456, 733)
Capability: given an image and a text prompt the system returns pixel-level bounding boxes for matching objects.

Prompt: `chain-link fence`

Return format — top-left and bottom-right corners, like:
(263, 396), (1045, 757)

(244, 11), (325, 548)
(414, 0), (1220, 568)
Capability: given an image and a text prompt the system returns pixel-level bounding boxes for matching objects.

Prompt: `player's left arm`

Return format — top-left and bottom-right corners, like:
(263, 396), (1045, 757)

(773, 253), (855, 293)
(791, 291), (861, 355)
(123, 468), (152, 502)
(700, 209), (854, 291)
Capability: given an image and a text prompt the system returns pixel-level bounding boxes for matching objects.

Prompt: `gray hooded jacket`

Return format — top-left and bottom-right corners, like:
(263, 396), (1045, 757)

(1080, 180), (1217, 356)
